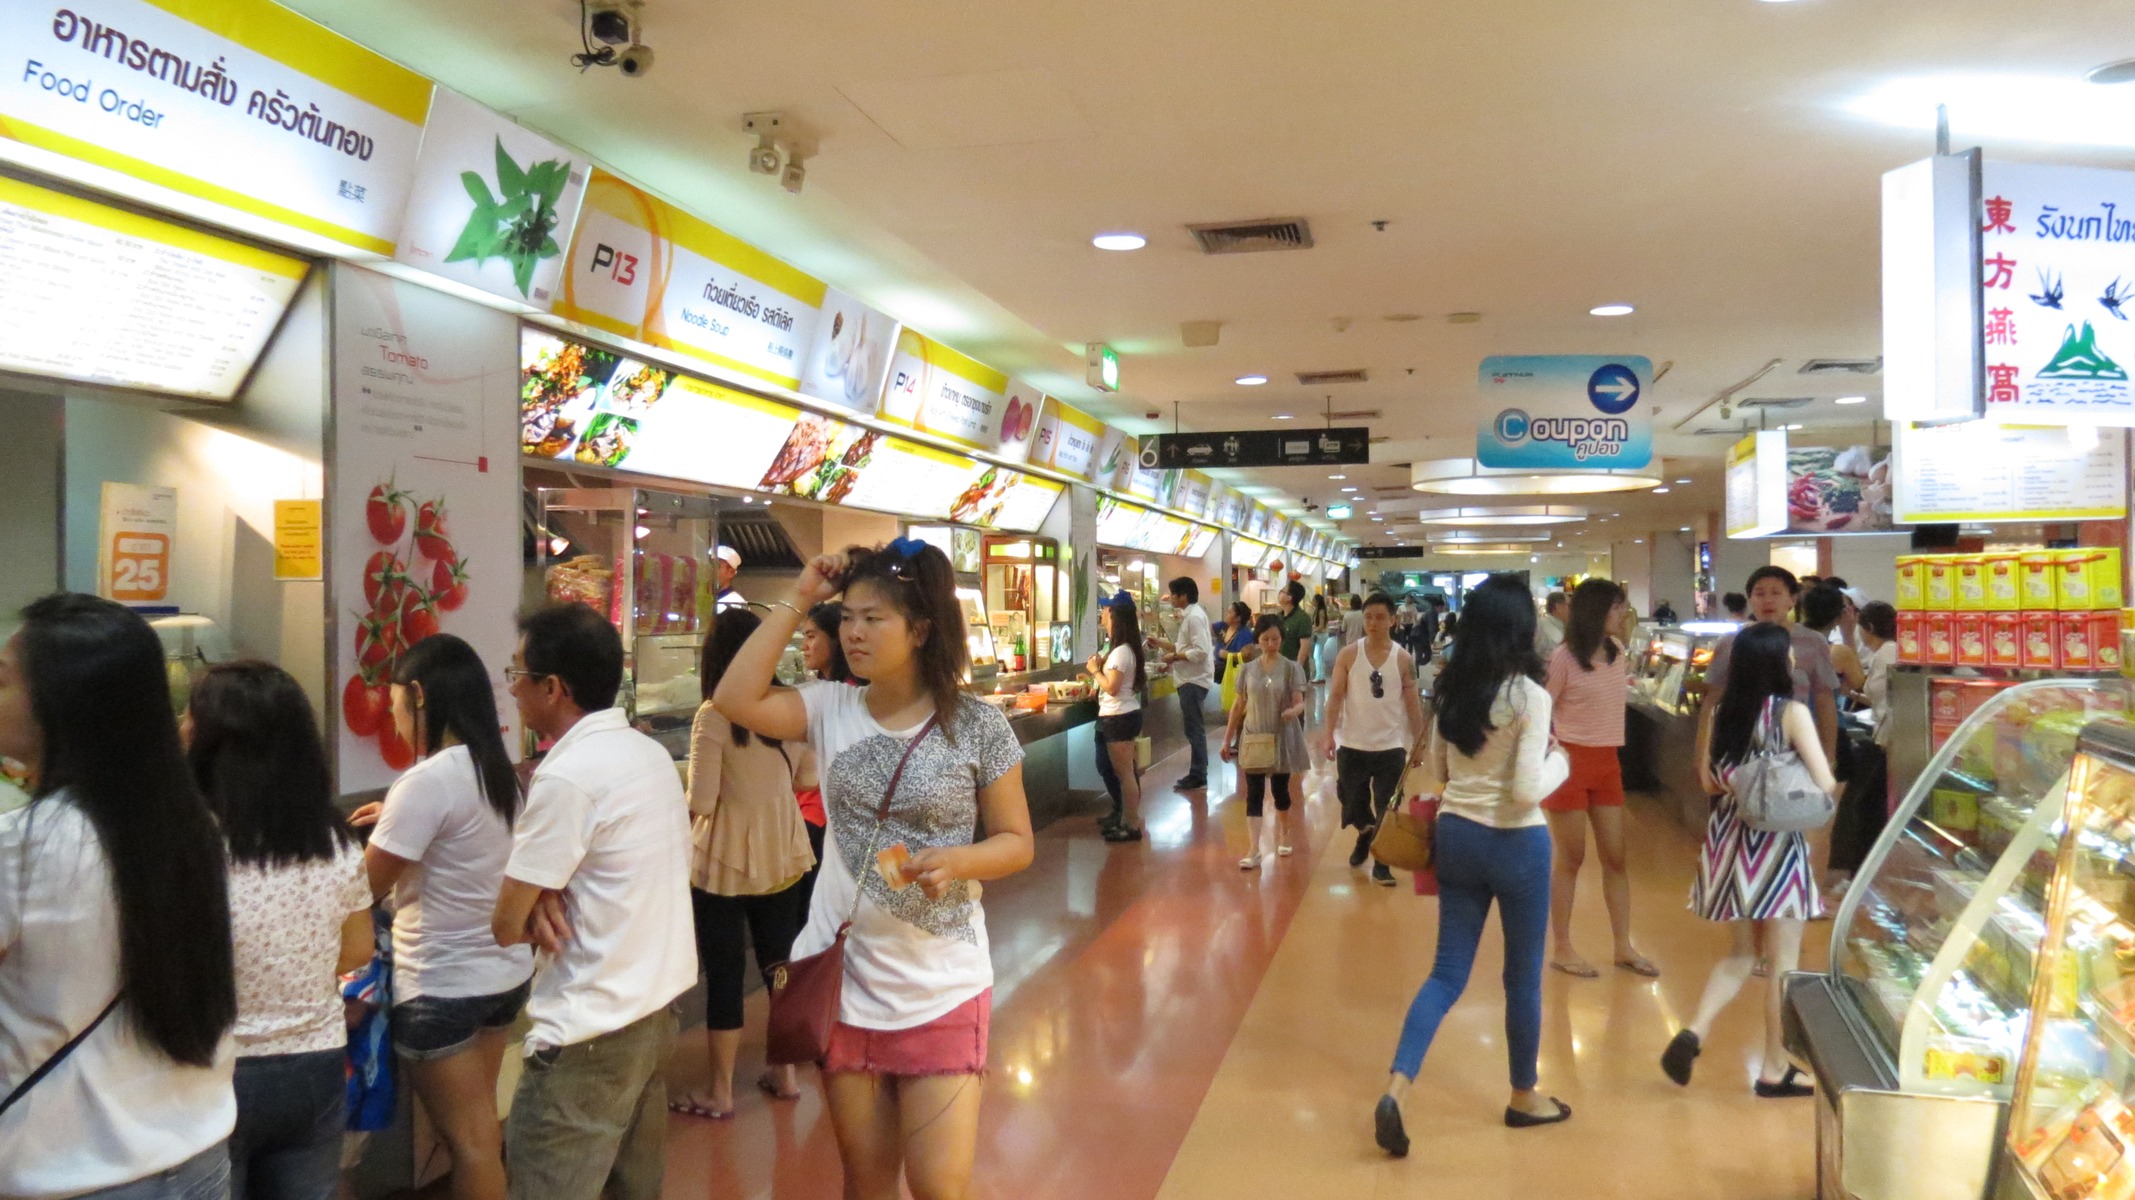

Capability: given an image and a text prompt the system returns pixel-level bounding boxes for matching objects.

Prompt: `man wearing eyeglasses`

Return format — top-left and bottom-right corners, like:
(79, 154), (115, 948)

(1320, 593), (1427, 887)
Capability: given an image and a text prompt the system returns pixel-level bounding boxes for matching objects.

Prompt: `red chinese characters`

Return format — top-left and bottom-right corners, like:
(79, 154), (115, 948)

(1984, 195), (2016, 235)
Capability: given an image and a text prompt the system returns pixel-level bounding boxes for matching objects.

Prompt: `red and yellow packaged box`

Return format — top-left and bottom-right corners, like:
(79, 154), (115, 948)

(2092, 611), (2123, 672)
(1955, 614), (1989, 666)
(1897, 611), (1926, 664)
(1987, 613), (2023, 667)
(2055, 548), (2126, 610)
(1926, 613), (1956, 665)
(1895, 555), (1926, 611)
(1953, 556), (1987, 611)
(2019, 553), (2059, 610)
(2021, 611), (2059, 669)
(2060, 613), (2098, 670)
(1924, 556), (1958, 611)
(1983, 553), (2022, 611)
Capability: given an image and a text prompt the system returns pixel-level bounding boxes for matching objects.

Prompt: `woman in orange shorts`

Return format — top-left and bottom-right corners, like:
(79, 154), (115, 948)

(1541, 579), (1656, 978)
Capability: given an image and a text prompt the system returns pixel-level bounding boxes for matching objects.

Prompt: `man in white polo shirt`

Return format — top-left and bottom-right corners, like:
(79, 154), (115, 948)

(493, 602), (694, 1200)
(1150, 575), (1215, 790)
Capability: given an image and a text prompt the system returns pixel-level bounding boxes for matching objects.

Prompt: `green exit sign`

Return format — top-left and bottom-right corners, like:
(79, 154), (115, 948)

(1325, 503), (1353, 519)
(1086, 343), (1119, 392)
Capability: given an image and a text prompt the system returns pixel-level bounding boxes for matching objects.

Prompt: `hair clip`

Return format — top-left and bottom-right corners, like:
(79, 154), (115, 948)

(886, 536), (927, 561)
(1109, 589), (1135, 610)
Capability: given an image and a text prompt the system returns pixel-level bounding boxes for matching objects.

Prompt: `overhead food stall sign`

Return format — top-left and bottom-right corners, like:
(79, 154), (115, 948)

(797, 287), (901, 416)
(1725, 431), (1789, 538)
(1141, 427), (1370, 469)
(0, 0), (430, 254)
(879, 330), (1026, 453)
(1881, 154), (1983, 424)
(1476, 355), (1654, 469)
(0, 175), (305, 400)
(1892, 421), (2126, 523)
(98, 482), (175, 605)
(1030, 396), (1105, 478)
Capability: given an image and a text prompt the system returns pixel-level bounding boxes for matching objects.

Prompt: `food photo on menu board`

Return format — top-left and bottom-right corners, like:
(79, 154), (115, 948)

(949, 465), (1024, 526)
(759, 410), (882, 505)
(1788, 444), (1895, 534)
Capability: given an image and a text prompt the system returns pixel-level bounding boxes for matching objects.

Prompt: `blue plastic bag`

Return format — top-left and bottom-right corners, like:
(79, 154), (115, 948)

(340, 909), (395, 1132)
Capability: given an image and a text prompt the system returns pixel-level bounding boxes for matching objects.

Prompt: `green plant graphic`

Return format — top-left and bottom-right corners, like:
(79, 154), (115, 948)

(448, 137), (569, 298)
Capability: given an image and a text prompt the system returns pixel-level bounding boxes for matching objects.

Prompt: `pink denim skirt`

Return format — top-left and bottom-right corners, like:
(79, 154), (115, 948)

(823, 990), (991, 1077)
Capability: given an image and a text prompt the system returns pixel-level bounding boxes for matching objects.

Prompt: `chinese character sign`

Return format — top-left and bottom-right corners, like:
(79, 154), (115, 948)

(1979, 162), (2135, 425)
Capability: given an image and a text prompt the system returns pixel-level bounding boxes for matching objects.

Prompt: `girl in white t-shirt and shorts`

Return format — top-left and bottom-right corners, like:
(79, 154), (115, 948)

(715, 539), (1035, 1200)
(1088, 592), (1148, 843)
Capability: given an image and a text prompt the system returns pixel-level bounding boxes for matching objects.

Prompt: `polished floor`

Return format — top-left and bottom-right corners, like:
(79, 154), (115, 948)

(659, 716), (1824, 1199)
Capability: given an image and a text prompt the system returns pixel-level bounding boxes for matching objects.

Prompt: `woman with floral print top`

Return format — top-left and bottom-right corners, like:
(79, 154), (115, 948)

(715, 538), (1034, 1200)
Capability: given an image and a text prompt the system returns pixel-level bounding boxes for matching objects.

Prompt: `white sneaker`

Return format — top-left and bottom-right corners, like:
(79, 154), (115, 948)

(1277, 843), (1293, 857)
(1240, 853), (1263, 870)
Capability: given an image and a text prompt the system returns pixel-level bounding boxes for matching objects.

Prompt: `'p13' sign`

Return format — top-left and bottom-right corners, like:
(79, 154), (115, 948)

(590, 244), (639, 286)
(109, 533), (170, 602)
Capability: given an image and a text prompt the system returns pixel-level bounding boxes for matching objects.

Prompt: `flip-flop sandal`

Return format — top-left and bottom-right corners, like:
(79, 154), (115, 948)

(756, 1074), (802, 1102)
(668, 1097), (733, 1121)
(1550, 959), (1601, 979)
(1615, 957), (1661, 978)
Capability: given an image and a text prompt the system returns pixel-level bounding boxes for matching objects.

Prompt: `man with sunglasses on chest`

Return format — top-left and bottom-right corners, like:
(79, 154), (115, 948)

(1320, 592), (1429, 886)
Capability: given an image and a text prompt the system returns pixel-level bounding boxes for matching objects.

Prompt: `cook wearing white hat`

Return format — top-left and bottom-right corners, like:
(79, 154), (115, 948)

(714, 544), (747, 611)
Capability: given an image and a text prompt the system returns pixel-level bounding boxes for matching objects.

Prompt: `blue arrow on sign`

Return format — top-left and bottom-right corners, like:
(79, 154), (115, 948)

(1587, 364), (1640, 414)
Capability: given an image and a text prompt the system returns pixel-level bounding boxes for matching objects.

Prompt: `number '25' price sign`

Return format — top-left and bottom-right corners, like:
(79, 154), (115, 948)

(98, 483), (178, 606)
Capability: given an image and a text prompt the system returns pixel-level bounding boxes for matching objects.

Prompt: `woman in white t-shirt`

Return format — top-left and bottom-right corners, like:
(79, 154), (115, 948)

(715, 539), (1034, 1200)
(1086, 592), (1148, 843)
(0, 594), (238, 1199)
(348, 635), (530, 1200)
(184, 662), (374, 1199)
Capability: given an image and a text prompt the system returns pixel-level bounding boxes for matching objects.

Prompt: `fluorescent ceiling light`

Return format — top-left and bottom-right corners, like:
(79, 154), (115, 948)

(1844, 74), (2135, 149)
(1428, 532), (1551, 545)
(1589, 304), (1635, 317)
(1652, 486), (1672, 494)
(1835, 395), (1868, 405)
(1673, 477), (1692, 484)
(1781, 423), (1804, 431)
(1273, 413), (1295, 420)
(1341, 486), (1359, 492)
(1411, 458), (1662, 495)
(1092, 232), (1147, 251)
(1235, 374), (1268, 386)
(1328, 474), (1346, 480)
(1414, 504), (1588, 527)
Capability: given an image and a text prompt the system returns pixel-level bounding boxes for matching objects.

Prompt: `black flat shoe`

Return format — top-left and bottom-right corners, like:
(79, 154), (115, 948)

(1754, 1067), (1814, 1098)
(1661, 1030), (1700, 1086)
(1176, 777), (1207, 791)
(1102, 824), (1145, 843)
(1349, 828), (1375, 868)
(1374, 1095), (1409, 1158)
(1504, 1098), (1572, 1129)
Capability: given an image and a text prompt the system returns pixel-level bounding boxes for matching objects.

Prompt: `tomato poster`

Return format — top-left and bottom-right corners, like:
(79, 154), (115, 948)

(330, 265), (522, 795)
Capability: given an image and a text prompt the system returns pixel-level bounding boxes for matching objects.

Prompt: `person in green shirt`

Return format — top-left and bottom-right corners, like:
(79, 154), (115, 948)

(1277, 581), (1316, 675)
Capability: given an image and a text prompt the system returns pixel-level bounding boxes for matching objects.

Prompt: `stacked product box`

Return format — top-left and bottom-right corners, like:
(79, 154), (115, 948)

(1894, 549), (2125, 673)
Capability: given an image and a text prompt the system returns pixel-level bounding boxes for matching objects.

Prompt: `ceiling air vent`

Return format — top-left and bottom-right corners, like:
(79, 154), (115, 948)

(1740, 396), (1814, 409)
(1799, 358), (1883, 376)
(1296, 369), (1368, 386)
(1188, 217), (1314, 255)
(1327, 409), (1381, 421)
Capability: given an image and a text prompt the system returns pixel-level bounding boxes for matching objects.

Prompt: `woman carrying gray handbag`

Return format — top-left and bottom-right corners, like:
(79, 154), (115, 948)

(1221, 615), (1309, 870)
(1662, 621), (1840, 1099)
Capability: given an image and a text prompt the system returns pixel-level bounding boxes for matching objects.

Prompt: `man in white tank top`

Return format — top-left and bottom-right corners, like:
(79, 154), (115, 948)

(1319, 593), (1428, 885)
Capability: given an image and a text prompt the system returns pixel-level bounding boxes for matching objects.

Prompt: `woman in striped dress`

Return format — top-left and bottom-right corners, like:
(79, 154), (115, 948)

(1662, 621), (1838, 1098)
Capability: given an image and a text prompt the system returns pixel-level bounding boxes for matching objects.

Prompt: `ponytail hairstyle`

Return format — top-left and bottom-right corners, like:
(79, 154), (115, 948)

(698, 608), (782, 748)
(392, 634), (522, 828)
(18, 593), (235, 1066)
(187, 660), (348, 866)
(836, 538), (970, 738)
(1564, 578), (1624, 672)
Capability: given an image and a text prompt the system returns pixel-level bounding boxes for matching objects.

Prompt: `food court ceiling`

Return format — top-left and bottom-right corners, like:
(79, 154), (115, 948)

(288, 0), (2135, 550)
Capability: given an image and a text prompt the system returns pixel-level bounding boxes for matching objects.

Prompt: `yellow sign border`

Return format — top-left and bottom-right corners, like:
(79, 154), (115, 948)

(0, 172), (307, 277)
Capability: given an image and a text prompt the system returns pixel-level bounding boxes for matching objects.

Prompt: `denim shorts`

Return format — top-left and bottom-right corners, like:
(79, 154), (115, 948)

(392, 979), (531, 1061)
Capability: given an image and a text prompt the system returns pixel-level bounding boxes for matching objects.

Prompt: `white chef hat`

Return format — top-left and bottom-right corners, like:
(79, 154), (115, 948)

(714, 545), (742, 570)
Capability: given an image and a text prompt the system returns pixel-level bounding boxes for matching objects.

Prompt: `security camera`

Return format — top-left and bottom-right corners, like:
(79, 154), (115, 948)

(781, 157), (806, 195)
(749, 141), (782, 175)
(616, 43), (655, 77)
(587, 7), (633, 44)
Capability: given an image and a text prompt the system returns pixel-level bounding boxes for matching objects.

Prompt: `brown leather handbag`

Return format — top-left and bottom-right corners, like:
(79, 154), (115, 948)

(764, 713), (939, 1066)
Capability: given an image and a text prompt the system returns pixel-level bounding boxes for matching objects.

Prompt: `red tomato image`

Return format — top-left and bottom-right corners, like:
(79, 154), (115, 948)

(415, 500), (453, 562)
(342, 674), (389, 737)
(431, 556), (470, 612)
(364, 551), (406, 611)
(377, 721), (416, 770)
(400, 589), (441, 647)
(367, 482), (408, 545)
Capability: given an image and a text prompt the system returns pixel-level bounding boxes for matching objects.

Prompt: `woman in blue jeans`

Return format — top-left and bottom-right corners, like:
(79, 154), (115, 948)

(1375, 574), (1571, 1157)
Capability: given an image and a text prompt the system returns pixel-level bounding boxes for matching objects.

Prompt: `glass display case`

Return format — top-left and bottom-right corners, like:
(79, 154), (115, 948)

(1629, 622), (1732, 716)
(536, 487), (718, 748)
(1784, 679), (2135, 1200)
(2001, 718), (2135, 1200)
(982, 534), (1063, 673)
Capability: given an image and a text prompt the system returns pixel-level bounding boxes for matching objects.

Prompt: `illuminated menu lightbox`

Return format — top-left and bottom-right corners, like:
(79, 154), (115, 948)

(0, 176), (306, 400)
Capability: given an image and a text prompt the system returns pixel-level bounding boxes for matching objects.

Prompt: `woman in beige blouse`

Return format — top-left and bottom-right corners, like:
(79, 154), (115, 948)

(671, 608), (816, 1119)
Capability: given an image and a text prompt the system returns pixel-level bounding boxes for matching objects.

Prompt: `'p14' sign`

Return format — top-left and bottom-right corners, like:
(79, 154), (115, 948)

(108, 533), (169, 602)
(590, 244), (639, 286)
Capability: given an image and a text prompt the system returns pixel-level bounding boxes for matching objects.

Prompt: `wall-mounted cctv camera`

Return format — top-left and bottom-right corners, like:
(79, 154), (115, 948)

(616, 44), (655, 77)
(588, 7), (633, 45)
(781, 157), (807, 195)
(750, 142), (782, 175)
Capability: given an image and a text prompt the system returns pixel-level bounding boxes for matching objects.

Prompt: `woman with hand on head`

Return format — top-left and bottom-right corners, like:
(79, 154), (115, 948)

(347, 634), (530, 1200)
(0, 595), (237, 1200)
(1374, 575), (1572, 1158)
(1222, 614), (1309, 869)
(1088, 593), (1148, 843)
(714, 540), (1034, 1200)
(1663, 621), (1838, 1097)
(186, 662), (374, 1200)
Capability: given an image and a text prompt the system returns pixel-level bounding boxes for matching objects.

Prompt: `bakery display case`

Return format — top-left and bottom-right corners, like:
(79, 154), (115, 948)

(2000, 719), (2135, 1200)
(1629, 622), (1731, 717)
(1624, 622), (1734, 828)
(982, 534), (1064, 673)
(1783, 678), (2135, 1200)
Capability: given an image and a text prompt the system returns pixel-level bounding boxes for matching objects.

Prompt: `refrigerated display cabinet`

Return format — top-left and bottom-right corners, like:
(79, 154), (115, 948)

(1784, 678), (2135, 1200)
(1628, 622), (1731, 717)
(982, 534), (1063, 674)
(1999, 719), (2135, 1200)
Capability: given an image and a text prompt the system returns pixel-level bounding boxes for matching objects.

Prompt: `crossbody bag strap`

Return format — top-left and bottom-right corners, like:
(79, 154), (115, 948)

(840, 711), (944, 930)
(0, 994), (120, 1121)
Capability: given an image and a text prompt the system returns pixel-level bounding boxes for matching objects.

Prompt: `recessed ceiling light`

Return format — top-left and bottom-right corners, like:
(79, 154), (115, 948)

(1341, 486), (1359, 492)
(1673, 478), (1692, 485)
(1835, 395), (1868, 405)
(1235, 374), (1268, 386)
(1092, 232), (1146, 251)
(1845, 74), (2135, 149)
(1781, 423), (1804, 431)
(1652, 486), (1671, 494)
(1679, 526), (1692, 532)
(1328, 474), (1346, 480)
(1273, 413), (1295, 420)
(1589, 304), (1636, 317)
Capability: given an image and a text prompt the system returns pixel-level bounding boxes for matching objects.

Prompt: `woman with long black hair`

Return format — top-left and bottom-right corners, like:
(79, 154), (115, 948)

(802, 601), (856, 684)
(672, 608), (814, 1119)
(1374, 575), (1570, 1157)
(790, 601), (851, 915)
(1663, 621), (1837, 1097)
(1090, 593), (1149, 843)
(0, 594), (238, 1198)
(349, 634), (529, 1200)
(187, 662), (373, 1200)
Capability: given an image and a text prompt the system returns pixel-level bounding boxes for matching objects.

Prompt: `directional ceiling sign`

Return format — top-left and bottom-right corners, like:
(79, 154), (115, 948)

(1476, 355), (1654, 470)
(1141, 427), (1370, 470)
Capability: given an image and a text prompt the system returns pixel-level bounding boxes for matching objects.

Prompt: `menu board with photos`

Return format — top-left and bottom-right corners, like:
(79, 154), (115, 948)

(0, 176), (306, 400)
(1184, 525), (1219, 558)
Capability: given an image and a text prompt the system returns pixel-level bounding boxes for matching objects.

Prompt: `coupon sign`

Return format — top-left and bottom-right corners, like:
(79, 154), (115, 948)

(99, 483), (177, 605)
